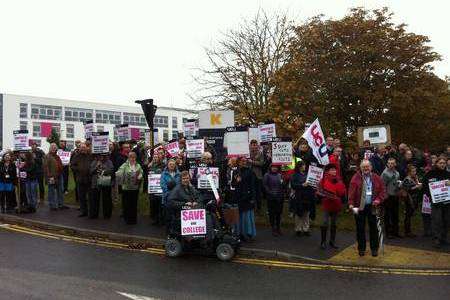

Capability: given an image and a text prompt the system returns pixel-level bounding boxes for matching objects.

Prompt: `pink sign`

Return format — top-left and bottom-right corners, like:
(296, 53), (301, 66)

(165, 141), (180, 157)
(130, 128), (141, 141)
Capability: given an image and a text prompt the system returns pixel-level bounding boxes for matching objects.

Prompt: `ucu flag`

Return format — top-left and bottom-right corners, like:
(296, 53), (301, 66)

(302, 118), (329, 165)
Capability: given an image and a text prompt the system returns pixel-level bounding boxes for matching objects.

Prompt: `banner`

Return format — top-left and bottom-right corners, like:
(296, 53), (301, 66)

(186, 139), (205, 158)
(301, 118), (329, 165)
(198, 110), (234, 129)
(429, 180), (450, 204)
(183, 121), (197, 138)
(197, 167), (219, 189)
(271, 138), (292, 165)
(84, 120), (94, 140)
(148, 173), (162, 194)
(117, 125), (130, 142)
(40, 122), (53, 138)
(259, 123), (276, 143)
(13, 130), (29, 151)
(305, 165), (324, 188)
(181, 209), (207, 236)
(166, 141), (180, 157)
(225, 128), (249, 157)
(421, 194), (432, 214)
(56, 149), (71, 166)
(91, 132), (110, 154)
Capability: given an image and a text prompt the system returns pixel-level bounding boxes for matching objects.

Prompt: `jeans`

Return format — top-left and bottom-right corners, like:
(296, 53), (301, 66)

(48, 175), (64, 209)
(25, 180), (39, 209)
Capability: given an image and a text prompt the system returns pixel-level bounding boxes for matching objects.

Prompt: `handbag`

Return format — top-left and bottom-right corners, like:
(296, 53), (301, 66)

(98, 171), (112, 187)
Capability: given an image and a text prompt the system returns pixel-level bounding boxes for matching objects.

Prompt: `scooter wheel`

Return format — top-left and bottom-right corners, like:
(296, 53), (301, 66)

(216, 243), (235, 261)
(165, 239), (182, 257)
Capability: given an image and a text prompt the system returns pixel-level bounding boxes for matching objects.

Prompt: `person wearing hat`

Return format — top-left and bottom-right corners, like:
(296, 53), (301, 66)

(317, 163), (346, 250)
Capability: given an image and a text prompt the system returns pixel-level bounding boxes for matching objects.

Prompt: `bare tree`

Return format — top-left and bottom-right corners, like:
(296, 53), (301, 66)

(191, 10), (293, 124)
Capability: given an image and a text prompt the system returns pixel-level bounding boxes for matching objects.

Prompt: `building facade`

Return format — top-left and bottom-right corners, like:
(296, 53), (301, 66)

(0, 94), (197, 151)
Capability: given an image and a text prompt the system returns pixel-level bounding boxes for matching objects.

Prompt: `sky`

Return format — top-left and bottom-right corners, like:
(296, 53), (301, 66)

(0, 0), (449, 108)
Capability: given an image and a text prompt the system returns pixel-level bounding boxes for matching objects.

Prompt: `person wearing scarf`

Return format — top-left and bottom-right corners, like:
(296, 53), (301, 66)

(348, 159), (386, 257)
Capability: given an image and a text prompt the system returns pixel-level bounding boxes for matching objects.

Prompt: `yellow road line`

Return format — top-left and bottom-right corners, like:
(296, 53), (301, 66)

(1, 223), (449, 276)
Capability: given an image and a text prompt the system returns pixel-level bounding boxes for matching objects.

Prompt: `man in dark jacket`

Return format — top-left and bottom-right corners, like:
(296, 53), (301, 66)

(71, 142), (93, 217)
(59, 140), (70, 194)
(31, 142), (46, 203)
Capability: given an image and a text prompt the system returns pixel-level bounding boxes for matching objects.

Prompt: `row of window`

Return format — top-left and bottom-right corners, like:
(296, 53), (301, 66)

(20, 103), (181, 128)
(20, 121), (179, 142)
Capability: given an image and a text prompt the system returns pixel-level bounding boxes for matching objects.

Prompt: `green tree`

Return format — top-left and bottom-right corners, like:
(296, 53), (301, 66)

(46, 128), (60, 146)
(272, 7), (450, 149)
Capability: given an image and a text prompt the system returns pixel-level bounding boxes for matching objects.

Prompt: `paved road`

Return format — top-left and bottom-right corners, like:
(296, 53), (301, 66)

(0, 230), (449, 300)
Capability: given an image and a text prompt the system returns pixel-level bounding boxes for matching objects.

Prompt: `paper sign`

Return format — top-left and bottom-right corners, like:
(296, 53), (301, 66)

(225, 131), (249, 157)
(305, 165), (324, 188)
(259, 124), (276, 143)
(421, 194), (432, 214)
(302, 118), (329, 165)
(248, 127), (261, 144)
(117, 125), (130, 142)
(181, 209), (207, 236)
(183, 121), (197, 138)
(207, 173), (220, 202)
(91, 132), (110, 154)
(13, 130), (29, 151)
(272, 141), (293, 165)
(186, 139), (204, 158)
(145, 129), (158, 146)
(148, 173), (162, 194)
(130, 127), (141, 141)
(166, 141), (180, 157)
(199, 110), (234, 129)
(197, 167), (219, 189)
(57, 149), (71, 166)
(84, 120), (94, 140)
(429, 180), (450, 204)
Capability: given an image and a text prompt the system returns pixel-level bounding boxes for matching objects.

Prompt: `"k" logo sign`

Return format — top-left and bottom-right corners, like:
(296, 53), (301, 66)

(210, 113), (222, 125)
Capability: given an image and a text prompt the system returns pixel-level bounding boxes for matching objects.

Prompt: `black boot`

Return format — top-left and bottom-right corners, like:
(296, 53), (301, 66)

(329, 225), (338, 249)
(320, 226), (327, 249)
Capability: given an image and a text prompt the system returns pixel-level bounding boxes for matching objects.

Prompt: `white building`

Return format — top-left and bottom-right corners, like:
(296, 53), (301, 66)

(0, 93), (197, 151)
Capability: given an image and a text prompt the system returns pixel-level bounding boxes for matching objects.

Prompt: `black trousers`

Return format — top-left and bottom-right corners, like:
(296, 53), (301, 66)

(62, 166), (69, 192)
(89, 186), (112, 219)
(149, 194), (163, 224)
(255, 178), (263, 210)
(385, 195), (399, 235)
(404, 198), (416, 234)
(37, 174), (45, 200)
(267, 195), (283, 230)
(77, 183), (90, 215)
(73, 173), (79, 202)
(122, 190), (139, 224)
(355, 204), (379, 252)
(0, 191), (15, 212)
(432, 204), (449, 243)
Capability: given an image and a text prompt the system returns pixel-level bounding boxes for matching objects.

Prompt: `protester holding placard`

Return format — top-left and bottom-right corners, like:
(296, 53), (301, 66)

(58, 140), (70, 194)
(263, 164), (285, 237)
(116, 152), (143, 225)
(23, 151), (39, 213)
(401, 165), (423, 237)
(31, 142), (46, 203)
(0, 152), (17, 213)
(43, 143), (65, 211)
(317, 164), (346, 250)
(249, 140), (265, 211)
(89, 154), (114, 219)
(290, 162), (316, 237)
(71, 142), (93, 216)
(17, 152), (29, 208)
(148, 152), (165, 225)
(422, 157), (450, 248)
(236, 157), (257, 241)
(381, 158), (402, 239)
(161, 159), (181, 224)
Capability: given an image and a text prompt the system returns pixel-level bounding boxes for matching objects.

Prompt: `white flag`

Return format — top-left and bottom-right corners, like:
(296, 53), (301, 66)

(301, 118), (329, 165)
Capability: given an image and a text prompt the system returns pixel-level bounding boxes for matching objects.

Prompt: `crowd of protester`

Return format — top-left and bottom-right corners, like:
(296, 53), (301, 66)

(0, 135), (449, 255)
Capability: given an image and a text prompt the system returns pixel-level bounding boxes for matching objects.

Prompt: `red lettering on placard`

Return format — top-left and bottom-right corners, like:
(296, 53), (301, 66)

(310, 125), (323, 147)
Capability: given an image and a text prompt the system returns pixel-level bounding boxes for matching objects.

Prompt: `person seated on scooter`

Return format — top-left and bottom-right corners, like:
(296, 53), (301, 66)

(167, 171), (203, 235)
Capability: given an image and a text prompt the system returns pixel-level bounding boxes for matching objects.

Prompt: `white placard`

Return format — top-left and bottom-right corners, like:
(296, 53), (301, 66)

(166, 141), (180, 157)
(197, 167), (219, 189)
(148, 173), (162, 194)
(84, 122), (94, 140)
(13, 130), (29, 151)
(226, 131), (250, 157)
(91, 132), (110, 154)
(183, 121), (197, 138)
(429, 180), (450, 204)
(248, 127), (261, 144)
(422, 194), (432, 214)
(363, 127), (388, 144)
(305, 165), (324, 188)
(57, 149), (71, 166)
(145, 129), (159, 146)
(117, 126), (130, 142)
(272, 141), (293, 165)
(181, 209), (207, 236)
(259, 124), (276, 143)
(186, 139), (204, 158)
(301, 118), (329, 165)
(198, 110), (234, 129)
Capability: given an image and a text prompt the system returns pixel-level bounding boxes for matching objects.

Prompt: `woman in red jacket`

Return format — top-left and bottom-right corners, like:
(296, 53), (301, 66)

(317, 164), (346, 250)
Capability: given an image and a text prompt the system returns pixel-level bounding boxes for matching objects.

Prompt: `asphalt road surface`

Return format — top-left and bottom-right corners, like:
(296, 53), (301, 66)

(0, 229), (449, 300)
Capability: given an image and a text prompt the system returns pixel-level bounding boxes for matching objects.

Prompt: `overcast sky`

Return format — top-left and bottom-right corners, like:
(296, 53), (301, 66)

(0, 0), (448, 108)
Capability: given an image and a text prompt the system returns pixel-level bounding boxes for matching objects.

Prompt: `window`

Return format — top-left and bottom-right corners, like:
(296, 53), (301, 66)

(65, 141), (74, 150)
(20, 103), (28, 118)
(66, 124), (74, 139)
(163, 129), (169, 142)
(172, 116), (178, 129)
(64, 107), (94, 122)
(95, 110), (121, 124)
(30, 104), (62, 120)
(51, 123), (61, 135)
(97, 125), (104, 133)
(182, 118), (188, 124)
(154, 115), (169, 128)
(20, 121), (28, 131)
(32, 123), (41, 137)
(123, 113), (146, 126)
(172, 131), (179, 140)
